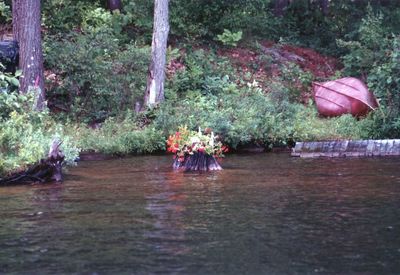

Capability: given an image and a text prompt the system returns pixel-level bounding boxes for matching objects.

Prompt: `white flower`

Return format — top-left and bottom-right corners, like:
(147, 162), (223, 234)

(190, 136), (200, 144)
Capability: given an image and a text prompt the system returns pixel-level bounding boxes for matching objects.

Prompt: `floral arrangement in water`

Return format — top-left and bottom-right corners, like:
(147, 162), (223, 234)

(166, 126), (229, 163)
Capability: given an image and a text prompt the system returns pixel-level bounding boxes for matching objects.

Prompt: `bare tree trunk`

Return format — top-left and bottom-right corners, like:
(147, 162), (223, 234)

(144, 0), (169, 107)
(12, 0), (45, 111)
(106, 0), (122, 11)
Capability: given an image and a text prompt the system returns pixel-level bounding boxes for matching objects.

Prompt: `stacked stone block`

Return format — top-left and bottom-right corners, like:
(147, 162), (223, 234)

(291, 139), (400, 158)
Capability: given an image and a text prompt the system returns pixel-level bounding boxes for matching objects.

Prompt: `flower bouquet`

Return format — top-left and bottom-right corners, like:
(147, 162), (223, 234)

(166, 126), (228, 171)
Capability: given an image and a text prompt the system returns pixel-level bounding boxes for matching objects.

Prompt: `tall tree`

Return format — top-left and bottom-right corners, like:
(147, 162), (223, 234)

(12, 0), (45, 110)
(143, 0), (169, 107)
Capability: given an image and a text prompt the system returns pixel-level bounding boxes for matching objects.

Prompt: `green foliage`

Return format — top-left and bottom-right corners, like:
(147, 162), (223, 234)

(153, 45), (375, 149)
(337, 7), (389, 77)
(82, 7), (115, 33)
(119, 0), (153, 42)
(42, 0), (100, 33)
(0, 68), (20, 93)
(216, 29), (243, 47)
(169, 0), (278, 40)
(278, 0), (346, 53)
(74, 114), (165, 155)
(44, 31), (149, 122)
(269, 1), (400, 55)
(81, 7), (136, 39)
(277, 62), (314, 102)
(166, 49), (236, 99)
(339, 7), (400, 137)
(34, 0), (400, 164)
(42, 0), (137, 41)
(0, 1), (11, 23)
(157, 68), (367, 149)
(0, 92), (79, 176)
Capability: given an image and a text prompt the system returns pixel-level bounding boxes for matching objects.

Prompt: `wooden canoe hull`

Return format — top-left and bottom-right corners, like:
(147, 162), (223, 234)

(313, 77), (378, 117)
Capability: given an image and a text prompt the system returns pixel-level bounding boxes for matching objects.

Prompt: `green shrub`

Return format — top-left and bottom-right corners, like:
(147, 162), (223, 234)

(272, 1), (400, 55)
(277, 62), (314, 102)
(337, 7), (389, 78)
(169, 0), (279, 40)
(338, 6), (400, 137)
(73, 114), (165, 154)
(0, 92), (79, 176)
(0, 1), (11, 24)
(216, 29), (243, 47)
(44, 31), (149, 122)
(166, 49), (236, 99)
(43, 0), (101, 33)
(0, 69), (20, 94)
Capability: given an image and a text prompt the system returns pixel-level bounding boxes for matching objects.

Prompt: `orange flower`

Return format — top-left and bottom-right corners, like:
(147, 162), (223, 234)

(167, 135), (174, 146)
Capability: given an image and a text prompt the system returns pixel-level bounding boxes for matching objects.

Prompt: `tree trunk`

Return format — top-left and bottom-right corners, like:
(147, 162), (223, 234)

(106, 0), (122, 11)
(11, 0), (20, 40)
(143, 0), (169, 107)
(318, 0), (329, 15)
(12, 0), (45, 111)
(273, 0), (290, 17)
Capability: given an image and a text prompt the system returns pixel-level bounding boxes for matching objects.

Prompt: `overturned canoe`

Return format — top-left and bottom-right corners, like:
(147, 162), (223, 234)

(313, 77), (378, 117)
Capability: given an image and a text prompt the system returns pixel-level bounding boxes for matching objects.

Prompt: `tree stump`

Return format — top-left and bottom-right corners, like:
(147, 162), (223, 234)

(0, 139), (65, 185)
(173, 152), (222, 172)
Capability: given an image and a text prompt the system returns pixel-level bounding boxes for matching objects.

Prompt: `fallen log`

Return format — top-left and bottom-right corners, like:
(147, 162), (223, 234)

(0, 139), (65, 185)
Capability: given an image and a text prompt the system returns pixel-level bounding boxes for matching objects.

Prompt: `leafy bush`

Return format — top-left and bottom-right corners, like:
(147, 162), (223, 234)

(0, 1), (11, 24)
(44, 31), (149, 122)
(73, 114), (165, 155)
(276, 62), (314, 102)
(166, 49), (236, 99)
(169, 0), (279, 40)
(270, 1), (400, 55)
(216, 29), (243, 47)
(338, 6), (400, 137)
(0, 69), (20, 93)
(42, 0), (101, 33)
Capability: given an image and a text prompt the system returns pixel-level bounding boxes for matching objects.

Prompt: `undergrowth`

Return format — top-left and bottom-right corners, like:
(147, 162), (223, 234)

(72, 114), (165, 155)
(0, 92), (80, 176)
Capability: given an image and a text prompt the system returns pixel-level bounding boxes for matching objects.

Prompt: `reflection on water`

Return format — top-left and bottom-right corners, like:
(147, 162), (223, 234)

(145, 170), (189, 259)
(1, 154), (400, 274)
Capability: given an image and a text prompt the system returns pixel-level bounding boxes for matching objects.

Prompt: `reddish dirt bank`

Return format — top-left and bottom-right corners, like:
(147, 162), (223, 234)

(219, 41), (340, 80)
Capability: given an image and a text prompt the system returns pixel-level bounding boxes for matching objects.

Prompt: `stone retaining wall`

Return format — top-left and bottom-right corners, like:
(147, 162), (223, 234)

(291, 139), (400, 158)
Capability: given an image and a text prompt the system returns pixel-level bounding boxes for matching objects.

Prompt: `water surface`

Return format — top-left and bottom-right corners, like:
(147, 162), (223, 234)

(1, 154), (400, 274)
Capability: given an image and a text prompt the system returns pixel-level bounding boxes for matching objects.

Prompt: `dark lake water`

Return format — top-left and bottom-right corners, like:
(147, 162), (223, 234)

(1, 154), (400, 274)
